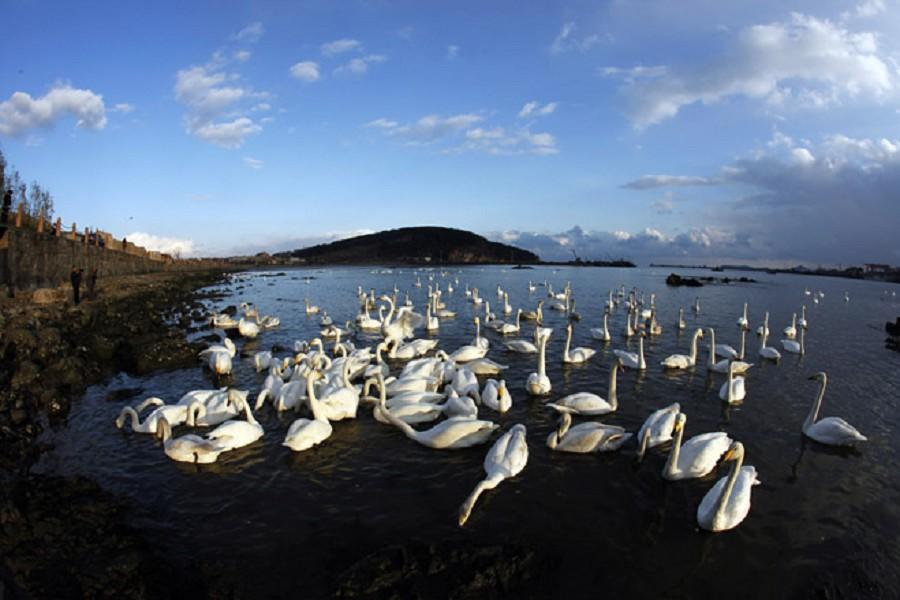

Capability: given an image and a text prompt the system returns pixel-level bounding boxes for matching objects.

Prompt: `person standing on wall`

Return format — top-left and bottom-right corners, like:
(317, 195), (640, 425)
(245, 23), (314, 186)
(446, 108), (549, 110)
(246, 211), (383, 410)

(87, 267), (98, 300)
(70, 266), (83, 305)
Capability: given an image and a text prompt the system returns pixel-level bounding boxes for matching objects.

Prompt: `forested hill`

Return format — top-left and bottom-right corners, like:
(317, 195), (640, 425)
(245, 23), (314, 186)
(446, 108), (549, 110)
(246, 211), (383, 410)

(273, 227), (539, 265)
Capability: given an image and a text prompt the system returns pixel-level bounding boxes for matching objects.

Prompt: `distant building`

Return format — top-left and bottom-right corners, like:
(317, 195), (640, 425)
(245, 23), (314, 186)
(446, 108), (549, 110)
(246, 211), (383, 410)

(865, 263), (892, 273)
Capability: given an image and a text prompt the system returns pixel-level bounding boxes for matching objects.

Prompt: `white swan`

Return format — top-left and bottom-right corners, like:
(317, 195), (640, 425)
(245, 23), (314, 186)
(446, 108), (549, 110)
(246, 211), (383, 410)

(677, 307), (686, 330)
(756, 311), (770, 337)
(697, 441), (760, 532)
(466, 357), (509, 376)
(449, 321), (489, 363)
(526, 330), (552, 396)
(283, 373), (333, 452)
(708, 326), (739, 360)
(662, 413), (731, 480)
(498, 309), (522, 335)
(547, 361), (621, 416)
(205, 397), (264, 451)
(198, 332), (236, 358)
(798, 305), (808, 329)
(373, 373), (498, 449)
(253, 351), (272, 372)
(562, 323), (596, 364)
(481, 379), (511, 413)
(155, 417), (226, 464)
(458, 424), (528, 526)
(737, 302), (749, 330)
(188, 389), (245, 426)
(660, 328), (703, 369)
(718, 360), (746, 404)
(116, 400), (190, 433)
(207, 349), (233, 376)
(707, 328), (754, 374)
(546, 412), (632, 453)
(802, 372), (867, 446)
(504, 338), (537, 353)
(238, 317), (260, 339)
(781, 326), (805, 355)
(758, 326), (781, 361)
(783, 313), (797, 340)
(636, 403), (680, 461)
(613, 334), (646, 370)
(590, 311), (611, 342)
(305, 298), (320, 315)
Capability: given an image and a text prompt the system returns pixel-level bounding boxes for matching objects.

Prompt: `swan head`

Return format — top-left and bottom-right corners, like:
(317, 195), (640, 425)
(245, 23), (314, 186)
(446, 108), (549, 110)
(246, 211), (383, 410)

(807, 371), (827, 383)
(674, 412), (687, 432)
(722, 441), (744, 463)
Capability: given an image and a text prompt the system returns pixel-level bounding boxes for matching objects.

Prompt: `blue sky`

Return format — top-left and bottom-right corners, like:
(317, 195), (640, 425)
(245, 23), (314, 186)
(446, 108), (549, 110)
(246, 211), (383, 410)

(2, 0), (900, 265)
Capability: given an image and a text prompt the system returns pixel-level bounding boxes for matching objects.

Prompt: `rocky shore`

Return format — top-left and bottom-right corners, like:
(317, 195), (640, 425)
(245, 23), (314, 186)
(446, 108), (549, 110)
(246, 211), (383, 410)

(0, 269), (231, 598)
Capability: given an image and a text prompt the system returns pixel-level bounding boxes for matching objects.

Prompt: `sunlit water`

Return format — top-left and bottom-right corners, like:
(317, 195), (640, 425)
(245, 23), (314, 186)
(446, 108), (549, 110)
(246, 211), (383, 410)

(36, 266), (900, 597)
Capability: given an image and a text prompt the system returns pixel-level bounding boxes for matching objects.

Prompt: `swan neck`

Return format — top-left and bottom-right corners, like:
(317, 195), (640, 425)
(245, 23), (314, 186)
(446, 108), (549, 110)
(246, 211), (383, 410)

(714, 446), (744, 528)
(638, 427), (650, 461)
(805, 376), (827, 428)
(664, 421), (685, 477)
(377, 378), (418, 438)
(537, 333), (547, 377)
(608, 365), (618, 410)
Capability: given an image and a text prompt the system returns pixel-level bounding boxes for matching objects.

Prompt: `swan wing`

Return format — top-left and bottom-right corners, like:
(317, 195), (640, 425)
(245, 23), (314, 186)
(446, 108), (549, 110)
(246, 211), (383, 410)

(678, 432), (731, 478)
(638, 403), (679, 446)
(661, 354), (691, 369)
(423, 419), (498, 448)
(805, 417), (867, 445)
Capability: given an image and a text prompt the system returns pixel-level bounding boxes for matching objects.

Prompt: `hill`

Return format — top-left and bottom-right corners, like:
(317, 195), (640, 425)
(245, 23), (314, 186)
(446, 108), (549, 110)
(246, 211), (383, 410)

(272, 227), (538, 265)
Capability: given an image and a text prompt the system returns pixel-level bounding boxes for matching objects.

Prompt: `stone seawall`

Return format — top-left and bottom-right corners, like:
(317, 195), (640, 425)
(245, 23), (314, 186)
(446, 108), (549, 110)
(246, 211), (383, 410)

(0, 227), (224, 291)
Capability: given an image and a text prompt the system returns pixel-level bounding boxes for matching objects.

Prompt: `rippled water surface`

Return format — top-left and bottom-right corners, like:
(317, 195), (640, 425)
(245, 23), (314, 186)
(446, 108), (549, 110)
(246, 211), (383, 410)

(37, 266), (900, 597)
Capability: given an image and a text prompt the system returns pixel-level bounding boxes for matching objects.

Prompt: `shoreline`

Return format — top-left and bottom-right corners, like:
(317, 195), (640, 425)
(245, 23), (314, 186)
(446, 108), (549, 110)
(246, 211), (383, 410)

(0, 268), (235, 598)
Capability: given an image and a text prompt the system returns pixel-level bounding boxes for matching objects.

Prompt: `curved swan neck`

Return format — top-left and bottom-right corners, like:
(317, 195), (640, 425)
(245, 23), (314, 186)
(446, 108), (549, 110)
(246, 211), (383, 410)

(638, 427), (650, 461)
(805, 374), (827, 429)
(376, 376), (418, 438)
(559, 413), (572, 438)
(690, 329), (701, 362)
(713, 445), (744, 528)
(118, 406), (140, 430)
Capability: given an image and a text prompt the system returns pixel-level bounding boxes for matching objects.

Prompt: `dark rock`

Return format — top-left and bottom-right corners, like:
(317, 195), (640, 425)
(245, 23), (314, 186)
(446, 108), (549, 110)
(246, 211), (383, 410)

(104, 387), (144, 403)
(666, 273), (703, 287)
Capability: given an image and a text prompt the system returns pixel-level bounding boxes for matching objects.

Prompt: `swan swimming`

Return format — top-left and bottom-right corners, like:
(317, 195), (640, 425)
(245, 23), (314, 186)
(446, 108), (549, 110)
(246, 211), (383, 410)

(546, 412), (632, 453)
(526, 330), (552, 396)
(802, 372), (867, 446)
(562, 323), (596, 364)
(547, 361), (621, 416)
(613, 334), (646, 370)
(697, 441), (760, 532)
(660, 328), (703, 369)
(636, 403), (680, 461)
(155, 417), (226, 464)
(662, 413), (731, 480)
(718, 360), (746, 404)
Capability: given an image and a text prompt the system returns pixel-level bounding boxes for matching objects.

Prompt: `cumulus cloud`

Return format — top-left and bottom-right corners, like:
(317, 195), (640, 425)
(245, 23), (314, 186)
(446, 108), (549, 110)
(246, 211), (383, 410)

(487, 225), (742, 262)
(289, 61), (320, 82)
(243, 156), (263, 169)
(174, 59), (264, 148)
(321, 38), (362, 56)
(622, 174), (720, 189)
(0, 84), (107, 137)
(518, 101), (558, 119)
(613, 13), (893, 128)
(126, 232), (196, 257)
(233, 22), (264, 43)
(233, 50), (251, 62)
(549, 22), (602, 54)
(334, 54), (386, 76)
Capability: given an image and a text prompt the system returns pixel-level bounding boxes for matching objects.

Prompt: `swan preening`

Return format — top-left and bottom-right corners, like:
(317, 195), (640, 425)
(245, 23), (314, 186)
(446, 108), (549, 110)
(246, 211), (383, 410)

(546, 412), (632, 453)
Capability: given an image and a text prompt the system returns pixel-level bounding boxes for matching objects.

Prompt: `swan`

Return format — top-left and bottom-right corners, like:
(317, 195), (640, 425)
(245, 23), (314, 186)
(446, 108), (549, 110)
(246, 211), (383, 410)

(481, 379), (511, 413)
(662, 413), (731, 480)
(207, 350), (233, 376)
(803, 372), (867, 446)
(613, 334), (646, 370)
(305, 299), (320, 315)
(238, 317), (260, 339)
(425, 302), (440, 331)
(718, 360), (746, 404)
(677, 307), (686, 330)
(498, 309), (523, 335)
(590, 311), (611, 342)
(389, 337), (439, 361)
(187, 389), (245, 426)
(693, 297), (701, 313)
(526, 330), (552, 396)
(210, 313), (239, 329)
(451, 367), (481, 401)
(737, 303), (749, 330)
(707, 328), (754, 374)
(283, 373), (334, 452)
(781, 326), (804, 355)
(471, 316), (490, 351)
(636, 403), (680, 461)
(547, 361), (621, 416)
(756, 311), (770, 337)
(622, 309), (636, 338)
(373, 374), (498, 449)
(502, 292), (513, 315)
(528, 280), (536, 293)
(319, 311), (333, 327)
(546, 413), (632, 453)
(708, 326), (739, 360)
(380, 295), (425, 340)
(116, 400), (190, 433)
(798, 305), (808, 329)
(562, 323), (596, 364)
(458, 424), (528, 526)
(205, 397), (264, 451)
(504, 338), (537, 353)
(521, 300), (543, 323)
(155, 417), (227, 464)
(466, 357), (509, 376)
(660, 328), (703, 369)
(449, 324), (489, 363)
(253, 351), (272, 372)
(697, 442), (760, 532)
(758, 328), (781, 361)
(783, 313), (797, 340)
(315, 362), (360, 421)
(198, 331), (236, 358)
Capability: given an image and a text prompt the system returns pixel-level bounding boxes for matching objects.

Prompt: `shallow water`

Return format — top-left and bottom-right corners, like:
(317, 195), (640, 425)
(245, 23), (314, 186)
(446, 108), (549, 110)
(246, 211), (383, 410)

(36, 266), (900, 597)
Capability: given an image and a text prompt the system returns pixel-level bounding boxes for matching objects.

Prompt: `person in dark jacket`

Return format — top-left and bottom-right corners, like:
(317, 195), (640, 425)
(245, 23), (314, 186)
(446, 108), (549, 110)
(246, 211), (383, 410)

(70, 266), (83, 305)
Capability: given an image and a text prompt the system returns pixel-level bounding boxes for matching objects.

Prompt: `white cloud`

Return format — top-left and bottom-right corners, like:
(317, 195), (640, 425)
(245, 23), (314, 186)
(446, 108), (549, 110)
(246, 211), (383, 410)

(651, 192), (674, 214)
(192, 117), (262, 149)
(617, 13), (893, 129)
(369, 113), (482, 144)
(112, 103), (135, 113)
(233, 22), (264, 43)
(289, 61), (320, 82)
(243, 156), (263, 169)
(447, 45), (459, 60)
(233, 50), (251, 62)
(843, 0), (886, 19)
(518, 101), (558, 119)
(791, 147), (816, 165)
(598, 65), (667, 82)
(126, 232), (196, 257)
(0, 84), (107, 136)
(252, 102), (271, 112)
(174, 60), (264, 148)
(321, 38), (362, 56)
(365, 117), (399, 129)
(622, 174), (719, 189)
(550, 22), (602, 54)
(334, 54), (386, 76)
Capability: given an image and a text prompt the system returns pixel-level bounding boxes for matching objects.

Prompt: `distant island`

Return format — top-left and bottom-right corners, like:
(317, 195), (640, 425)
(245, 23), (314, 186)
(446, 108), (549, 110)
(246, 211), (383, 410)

(224, 227), (636, 267)
(649, 262), (900, 283)
(264, 227), (538, 265)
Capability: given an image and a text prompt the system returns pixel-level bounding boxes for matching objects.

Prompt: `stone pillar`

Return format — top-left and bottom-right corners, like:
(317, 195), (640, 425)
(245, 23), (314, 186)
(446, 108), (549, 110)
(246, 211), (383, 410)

(15, 203), (23, 227)
(71, 223), (77, 240)
(83, 227), (89, 244)
(55, 218), (61, 236)
(36, 209), (44, 233)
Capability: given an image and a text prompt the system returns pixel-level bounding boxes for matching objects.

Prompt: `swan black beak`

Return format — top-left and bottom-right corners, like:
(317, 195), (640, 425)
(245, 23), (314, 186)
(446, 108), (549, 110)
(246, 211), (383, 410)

(806, 374), (817, 380)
